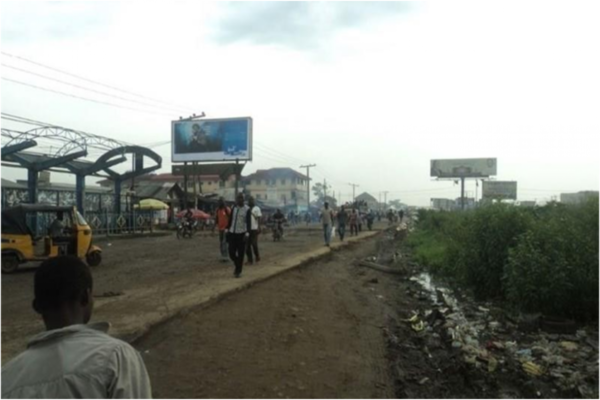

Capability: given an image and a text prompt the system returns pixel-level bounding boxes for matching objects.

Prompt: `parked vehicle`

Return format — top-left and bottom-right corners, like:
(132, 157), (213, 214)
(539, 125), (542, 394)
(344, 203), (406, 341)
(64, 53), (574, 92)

(1, 205), (102, 274)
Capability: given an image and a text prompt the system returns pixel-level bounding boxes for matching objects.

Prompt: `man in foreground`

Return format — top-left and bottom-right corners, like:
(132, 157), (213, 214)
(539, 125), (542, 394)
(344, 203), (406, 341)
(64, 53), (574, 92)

(1, 256), (152, 398)
(227, 193), (251, 278)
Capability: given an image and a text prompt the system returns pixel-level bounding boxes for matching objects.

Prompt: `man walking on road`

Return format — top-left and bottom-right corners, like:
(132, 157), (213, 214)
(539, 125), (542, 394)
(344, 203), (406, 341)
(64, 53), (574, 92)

(227, 193), (251, 278)
(214, 197), (231, 262)
(349, 209), (359, 236)
(1, 256), (152, 399)
(320, 202), (335, 247)
(246, 196), (262, 265)
(399, 209), (405, 222)
(336, 205), (348, 241)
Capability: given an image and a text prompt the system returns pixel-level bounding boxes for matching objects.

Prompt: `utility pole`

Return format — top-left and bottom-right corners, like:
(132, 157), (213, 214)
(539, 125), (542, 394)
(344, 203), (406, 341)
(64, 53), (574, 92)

(383, 191), (389, 209)
(323, 179), (327, 199)
(348, 183), (359, 202)
(300, 164), (316, 211)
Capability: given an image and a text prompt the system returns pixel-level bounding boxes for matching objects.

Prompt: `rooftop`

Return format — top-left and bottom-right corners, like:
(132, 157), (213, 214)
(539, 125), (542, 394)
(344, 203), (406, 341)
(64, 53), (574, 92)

(244, 168), (308, 181)
(355, 192), (378, 202)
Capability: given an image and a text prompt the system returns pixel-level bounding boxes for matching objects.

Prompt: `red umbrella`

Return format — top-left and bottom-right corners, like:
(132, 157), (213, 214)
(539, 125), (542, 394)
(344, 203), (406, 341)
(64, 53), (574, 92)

(176, 209), (211, 220)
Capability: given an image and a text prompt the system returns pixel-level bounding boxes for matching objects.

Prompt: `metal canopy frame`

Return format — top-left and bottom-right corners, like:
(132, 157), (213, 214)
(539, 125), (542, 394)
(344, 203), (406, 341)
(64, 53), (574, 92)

(2, 126), (162, 214)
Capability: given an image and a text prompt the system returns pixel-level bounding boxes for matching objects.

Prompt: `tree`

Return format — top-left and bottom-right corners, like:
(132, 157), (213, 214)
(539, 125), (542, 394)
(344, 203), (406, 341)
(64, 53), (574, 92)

(312, 182), (336, 208)
(388, 199), (405, 209)
(312, 183), (324, 201)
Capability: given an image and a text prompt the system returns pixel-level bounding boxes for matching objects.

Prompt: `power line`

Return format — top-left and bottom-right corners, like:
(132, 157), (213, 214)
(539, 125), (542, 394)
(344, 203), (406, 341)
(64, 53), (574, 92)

(252, 149), (295, 166)
(2, 77), (175, 118)
(2, 63), (187, 114)
(254, 142), (309, 165)
(252, 147), (297, 165)
(1, 51), (198, 113)
(386, 186), (456, 194)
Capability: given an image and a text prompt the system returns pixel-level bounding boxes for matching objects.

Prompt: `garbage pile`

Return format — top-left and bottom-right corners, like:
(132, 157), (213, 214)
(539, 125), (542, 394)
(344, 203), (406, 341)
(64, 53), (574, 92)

(404, 272), (599, 398)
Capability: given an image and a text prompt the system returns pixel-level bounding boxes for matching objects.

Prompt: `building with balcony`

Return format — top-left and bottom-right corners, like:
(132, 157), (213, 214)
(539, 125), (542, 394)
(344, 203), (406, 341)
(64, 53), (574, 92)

(243, 168), (310, 211)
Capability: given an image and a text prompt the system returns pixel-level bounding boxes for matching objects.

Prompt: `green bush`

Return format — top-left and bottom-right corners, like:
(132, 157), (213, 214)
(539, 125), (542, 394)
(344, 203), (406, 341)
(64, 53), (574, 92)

(458, 205), (533, 299)
(504, 198), (599, 320)
(407, 198), (599, 321)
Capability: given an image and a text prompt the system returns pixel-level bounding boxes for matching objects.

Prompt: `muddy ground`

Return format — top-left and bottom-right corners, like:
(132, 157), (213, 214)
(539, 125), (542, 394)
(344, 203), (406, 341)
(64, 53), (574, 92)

(2, 223), (384, 363)
(3, 221), (597, 398)
(137, 225), (599, 399)
(137, 238), (396, 399)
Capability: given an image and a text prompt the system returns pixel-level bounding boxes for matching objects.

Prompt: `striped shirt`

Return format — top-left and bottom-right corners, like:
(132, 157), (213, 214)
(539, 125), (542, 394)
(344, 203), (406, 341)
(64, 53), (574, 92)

(229, 205), (250, 234)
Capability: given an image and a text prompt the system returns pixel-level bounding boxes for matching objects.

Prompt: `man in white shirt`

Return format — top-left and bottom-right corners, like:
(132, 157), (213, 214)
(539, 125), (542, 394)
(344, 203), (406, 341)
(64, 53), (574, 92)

(320, 202), (335, 247)
(1, 255), (152, 399)
(246, 196), (262, 264)
(226, 193), (251, 278)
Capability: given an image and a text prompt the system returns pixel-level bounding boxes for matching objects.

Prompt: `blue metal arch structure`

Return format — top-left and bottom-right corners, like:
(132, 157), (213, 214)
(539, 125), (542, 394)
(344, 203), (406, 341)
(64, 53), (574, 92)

(2, 126), (163, 214)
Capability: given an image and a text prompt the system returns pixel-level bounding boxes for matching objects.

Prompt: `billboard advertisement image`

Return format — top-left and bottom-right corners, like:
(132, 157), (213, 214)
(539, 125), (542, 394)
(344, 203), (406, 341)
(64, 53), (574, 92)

(482, 181), (517, 200)
(172, 117), (252, 162)
(430, 158), (497, 178)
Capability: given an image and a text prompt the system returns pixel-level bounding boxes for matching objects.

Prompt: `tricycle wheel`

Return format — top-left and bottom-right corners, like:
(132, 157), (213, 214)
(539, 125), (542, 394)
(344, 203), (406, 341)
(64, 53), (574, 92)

(2, 254), (19, 274)
(86, 251), (102, 267)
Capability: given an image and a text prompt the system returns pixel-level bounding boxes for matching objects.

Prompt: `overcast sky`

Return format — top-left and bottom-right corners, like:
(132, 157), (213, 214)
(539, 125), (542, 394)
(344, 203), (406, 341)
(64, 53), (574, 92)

(1, 1), (598, 206)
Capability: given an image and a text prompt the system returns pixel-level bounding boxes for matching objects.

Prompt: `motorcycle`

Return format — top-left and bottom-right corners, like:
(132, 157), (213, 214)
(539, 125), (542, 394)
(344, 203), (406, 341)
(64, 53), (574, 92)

(272, 220), (284, 242)
(177, 219), (198, 239)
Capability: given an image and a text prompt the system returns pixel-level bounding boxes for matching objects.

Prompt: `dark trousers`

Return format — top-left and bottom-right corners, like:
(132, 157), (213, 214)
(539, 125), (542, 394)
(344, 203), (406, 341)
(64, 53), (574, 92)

(219, 230), (228, 258)
(228, 233), (246, 275)
(350, 223), (358, 236)
(338, 224), (346, 241)
(246, 230), (260, 262)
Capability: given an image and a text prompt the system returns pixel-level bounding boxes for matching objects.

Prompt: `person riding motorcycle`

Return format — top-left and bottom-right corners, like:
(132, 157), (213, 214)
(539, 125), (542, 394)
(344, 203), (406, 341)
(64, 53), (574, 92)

(183, 207), (195, 230)
(272, 209), (285, 238)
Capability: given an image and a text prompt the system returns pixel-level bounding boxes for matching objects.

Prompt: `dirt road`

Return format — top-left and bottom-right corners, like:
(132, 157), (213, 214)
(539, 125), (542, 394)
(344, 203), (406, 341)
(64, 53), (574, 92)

(1, 223), (384, 364)
(136, 236), (396, 399)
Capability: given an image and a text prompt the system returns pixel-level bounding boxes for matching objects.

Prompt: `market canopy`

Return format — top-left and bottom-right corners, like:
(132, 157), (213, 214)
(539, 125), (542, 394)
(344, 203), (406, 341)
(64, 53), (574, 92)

(134, 199), (169, 210)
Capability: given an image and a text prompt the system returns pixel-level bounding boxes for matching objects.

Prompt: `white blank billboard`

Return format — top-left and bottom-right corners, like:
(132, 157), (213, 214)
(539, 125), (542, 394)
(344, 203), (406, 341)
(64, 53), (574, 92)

(430, 158), (497, 178)
(482, 181), (517, 200)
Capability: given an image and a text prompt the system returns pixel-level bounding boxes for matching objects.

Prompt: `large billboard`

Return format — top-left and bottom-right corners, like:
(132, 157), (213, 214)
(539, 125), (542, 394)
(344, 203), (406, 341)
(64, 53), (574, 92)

(172, 117), (252, 162)
(430, 158), (497, 178)
(482, 181), (517, 200)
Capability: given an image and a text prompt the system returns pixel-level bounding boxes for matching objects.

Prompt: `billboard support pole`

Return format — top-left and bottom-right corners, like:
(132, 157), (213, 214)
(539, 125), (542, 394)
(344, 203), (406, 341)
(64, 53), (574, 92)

(234, 158), (240, 197)
(460, 176), (465, 210)
(183, 162), (188, 209)
(193, 162), (198, 208)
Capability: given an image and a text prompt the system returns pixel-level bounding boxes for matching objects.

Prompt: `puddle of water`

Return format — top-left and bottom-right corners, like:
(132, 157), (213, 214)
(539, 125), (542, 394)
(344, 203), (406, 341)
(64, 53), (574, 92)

(409, 271), (481, 341)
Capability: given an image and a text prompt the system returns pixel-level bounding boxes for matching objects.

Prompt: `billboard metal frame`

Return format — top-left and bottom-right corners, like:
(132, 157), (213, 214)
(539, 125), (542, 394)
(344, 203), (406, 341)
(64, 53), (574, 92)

(430, 158), (498, 210)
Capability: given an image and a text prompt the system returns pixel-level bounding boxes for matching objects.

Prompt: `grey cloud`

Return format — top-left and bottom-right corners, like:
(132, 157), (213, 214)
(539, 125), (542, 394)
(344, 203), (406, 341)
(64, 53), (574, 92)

(211, 2), (414, 50)
(1, 2), (117, 44)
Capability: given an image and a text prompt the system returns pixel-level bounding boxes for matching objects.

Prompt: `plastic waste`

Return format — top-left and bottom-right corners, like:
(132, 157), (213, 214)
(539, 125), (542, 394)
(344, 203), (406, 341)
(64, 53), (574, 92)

(522, 361), (544, 376)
